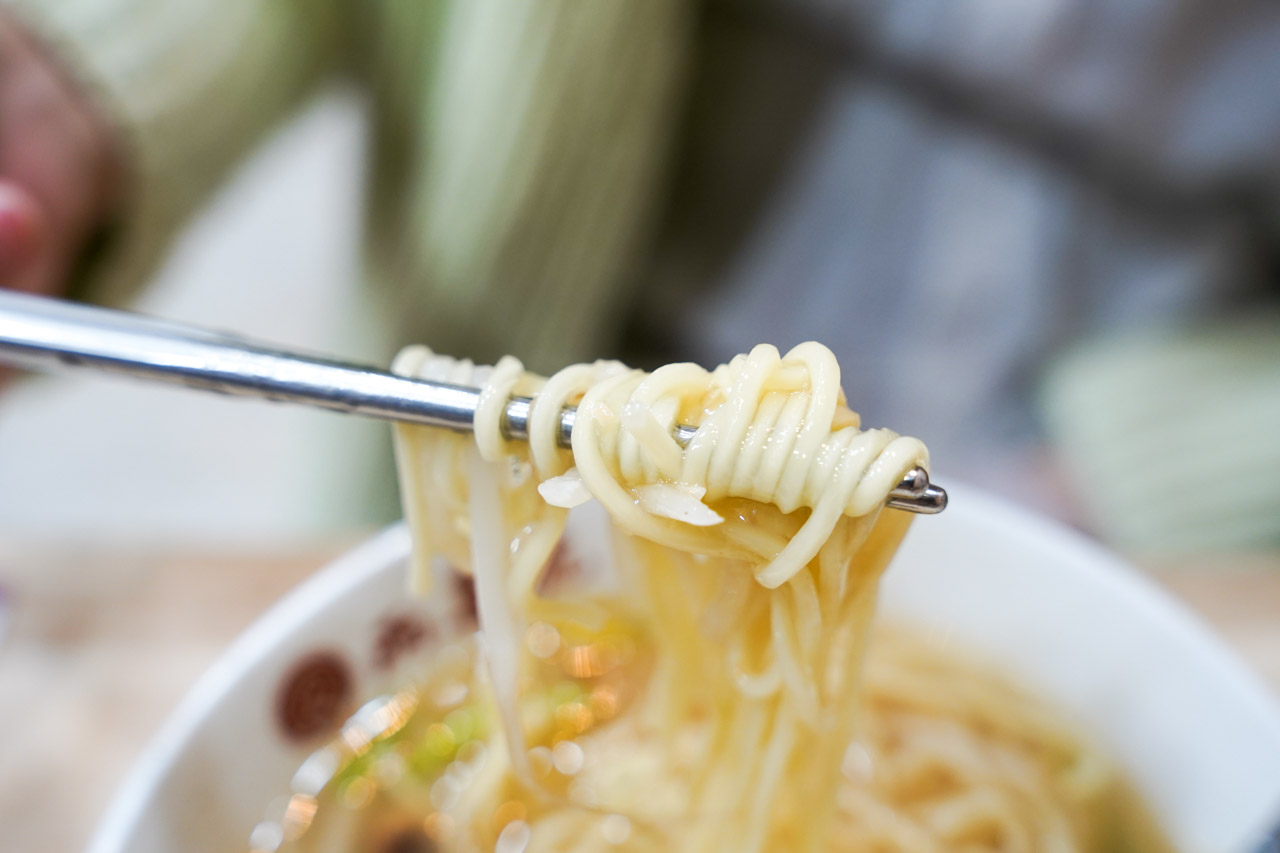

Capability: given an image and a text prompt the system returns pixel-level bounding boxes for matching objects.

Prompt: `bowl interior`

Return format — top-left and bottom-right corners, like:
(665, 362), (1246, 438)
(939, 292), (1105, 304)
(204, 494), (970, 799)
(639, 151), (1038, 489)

(91, 486), (1280, 853)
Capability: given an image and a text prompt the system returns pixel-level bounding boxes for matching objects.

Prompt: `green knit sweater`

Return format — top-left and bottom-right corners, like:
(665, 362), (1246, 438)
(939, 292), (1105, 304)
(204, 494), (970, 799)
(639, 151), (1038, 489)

(7, 0), (690, 374)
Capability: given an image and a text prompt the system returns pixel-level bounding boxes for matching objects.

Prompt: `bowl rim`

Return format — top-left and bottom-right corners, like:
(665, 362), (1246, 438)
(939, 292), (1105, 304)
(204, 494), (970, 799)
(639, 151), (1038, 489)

(88, 486), (1280, 852)
(900, 487), (1280, 737)
(88, 525), (413, 853)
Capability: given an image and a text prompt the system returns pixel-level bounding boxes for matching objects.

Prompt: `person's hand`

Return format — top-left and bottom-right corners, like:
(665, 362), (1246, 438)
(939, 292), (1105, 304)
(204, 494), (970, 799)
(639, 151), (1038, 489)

(0, 12), (121, 297)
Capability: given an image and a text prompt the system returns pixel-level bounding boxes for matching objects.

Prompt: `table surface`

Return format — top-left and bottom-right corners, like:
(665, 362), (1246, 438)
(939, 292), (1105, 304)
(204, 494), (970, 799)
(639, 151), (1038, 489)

(1, 540), (1277, 853)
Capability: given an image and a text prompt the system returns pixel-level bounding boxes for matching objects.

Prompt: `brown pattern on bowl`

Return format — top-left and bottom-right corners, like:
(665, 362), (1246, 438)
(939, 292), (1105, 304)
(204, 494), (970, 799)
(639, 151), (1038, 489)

(275, 651), (353, 742)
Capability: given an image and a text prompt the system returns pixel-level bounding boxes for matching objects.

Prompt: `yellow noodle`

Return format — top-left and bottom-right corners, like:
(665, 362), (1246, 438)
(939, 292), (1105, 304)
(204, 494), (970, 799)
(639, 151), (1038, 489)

(280, 341), (1171, 853)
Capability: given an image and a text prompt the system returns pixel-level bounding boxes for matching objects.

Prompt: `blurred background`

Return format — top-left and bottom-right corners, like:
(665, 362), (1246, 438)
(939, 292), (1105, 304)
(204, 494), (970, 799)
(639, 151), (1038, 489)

(1, 0), (1277, 551)
(0, 1), (1278, 849)
(0, 89), (382, 544)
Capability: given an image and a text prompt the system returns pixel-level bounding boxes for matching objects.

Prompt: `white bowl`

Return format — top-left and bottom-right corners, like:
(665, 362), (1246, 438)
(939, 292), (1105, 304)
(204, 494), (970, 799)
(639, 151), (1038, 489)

(90, 486), (1280, 853)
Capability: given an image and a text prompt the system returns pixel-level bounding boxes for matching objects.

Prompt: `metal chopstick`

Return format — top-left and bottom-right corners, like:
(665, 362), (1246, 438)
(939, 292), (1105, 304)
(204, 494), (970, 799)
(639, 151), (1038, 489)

(0, 291), (946, 514)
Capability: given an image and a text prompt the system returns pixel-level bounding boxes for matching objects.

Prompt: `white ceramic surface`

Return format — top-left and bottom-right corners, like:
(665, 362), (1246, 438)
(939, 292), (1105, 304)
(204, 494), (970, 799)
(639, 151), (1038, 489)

(90, 486), (1280, 853)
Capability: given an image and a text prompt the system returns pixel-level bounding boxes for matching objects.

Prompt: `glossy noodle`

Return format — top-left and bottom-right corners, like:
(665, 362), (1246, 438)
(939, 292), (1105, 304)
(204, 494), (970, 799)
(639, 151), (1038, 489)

(261, 342), (1171, 852)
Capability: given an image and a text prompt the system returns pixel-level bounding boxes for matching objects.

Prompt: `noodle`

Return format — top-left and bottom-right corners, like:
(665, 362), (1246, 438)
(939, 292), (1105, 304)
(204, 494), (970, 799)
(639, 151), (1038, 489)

(266, 342), (1172, 853)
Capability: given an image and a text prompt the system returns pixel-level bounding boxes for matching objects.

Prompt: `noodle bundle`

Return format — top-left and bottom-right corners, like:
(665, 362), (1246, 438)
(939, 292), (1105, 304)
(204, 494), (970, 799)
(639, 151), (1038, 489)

(266, 342), (1170, 853)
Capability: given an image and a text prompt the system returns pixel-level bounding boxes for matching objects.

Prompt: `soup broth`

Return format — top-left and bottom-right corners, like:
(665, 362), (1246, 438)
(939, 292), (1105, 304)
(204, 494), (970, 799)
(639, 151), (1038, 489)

(263, 619), (1172, 852)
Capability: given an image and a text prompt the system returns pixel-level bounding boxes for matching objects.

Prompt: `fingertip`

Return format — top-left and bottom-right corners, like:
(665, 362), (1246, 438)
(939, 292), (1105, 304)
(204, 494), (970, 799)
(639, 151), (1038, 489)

(0, 182), (47, 284)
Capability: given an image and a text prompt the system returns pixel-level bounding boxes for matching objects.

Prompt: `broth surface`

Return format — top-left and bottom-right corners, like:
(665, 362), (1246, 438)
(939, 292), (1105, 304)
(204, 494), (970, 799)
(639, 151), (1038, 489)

(264, 620), (1173, 853)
